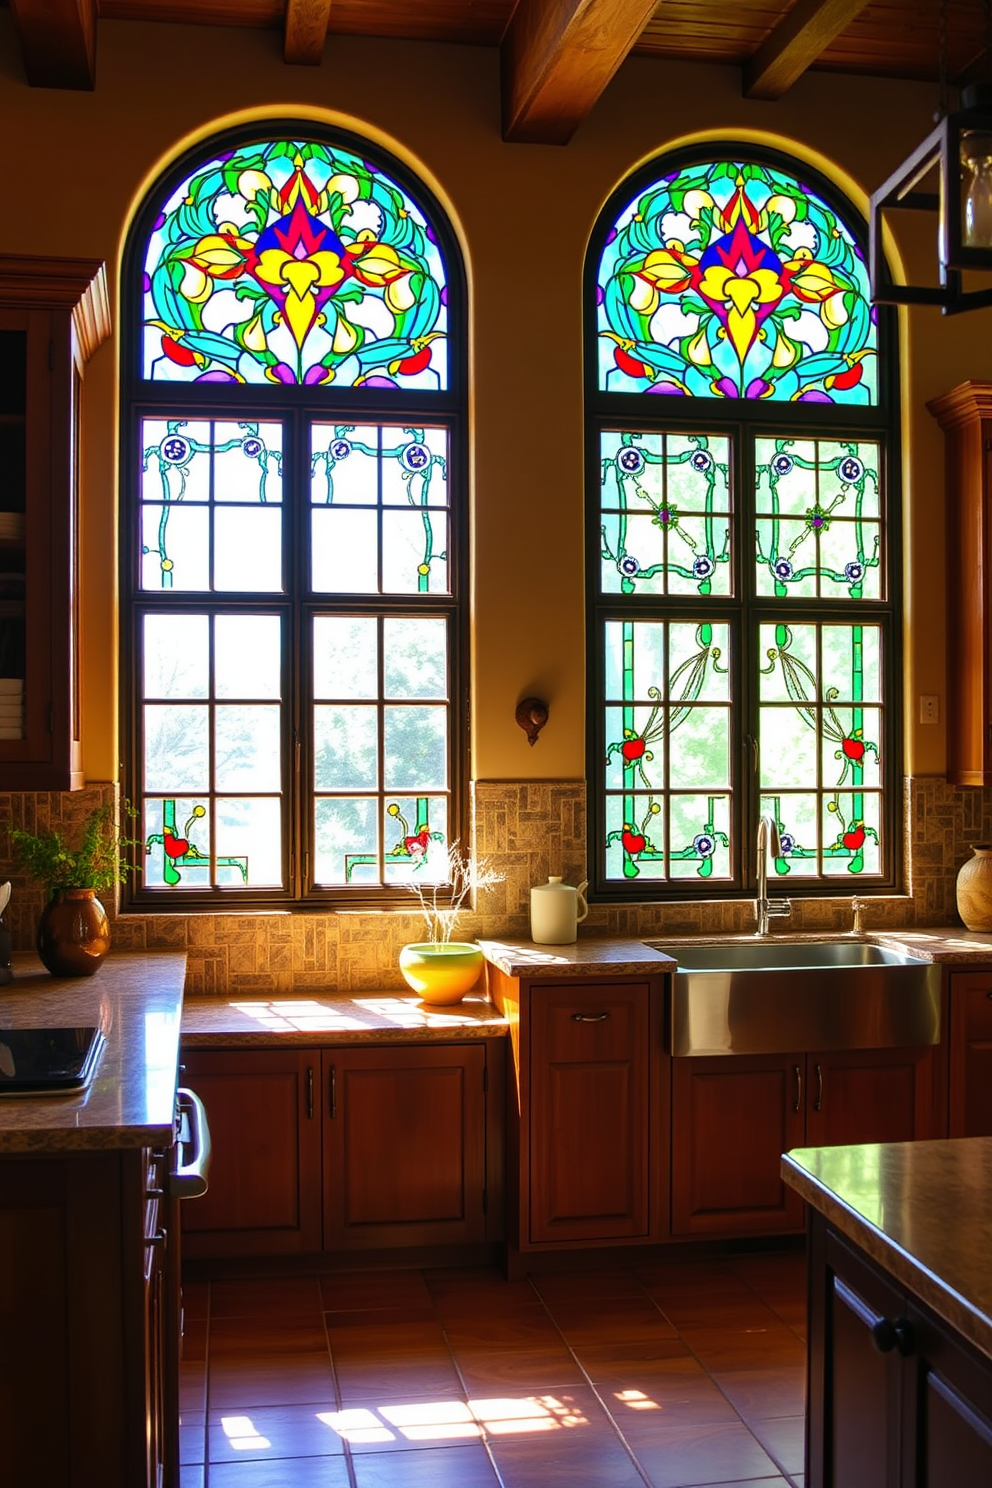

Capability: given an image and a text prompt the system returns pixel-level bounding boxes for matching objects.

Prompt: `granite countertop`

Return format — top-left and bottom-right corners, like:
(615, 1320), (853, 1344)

(782, 1138), (992, 1362)
(479, 936), (676, 978)
(0, 952), (187, 1153)
(181, 989), (508, 1045)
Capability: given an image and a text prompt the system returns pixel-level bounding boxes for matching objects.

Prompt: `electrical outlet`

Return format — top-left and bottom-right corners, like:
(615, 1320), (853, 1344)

(920, 694), (940, 724)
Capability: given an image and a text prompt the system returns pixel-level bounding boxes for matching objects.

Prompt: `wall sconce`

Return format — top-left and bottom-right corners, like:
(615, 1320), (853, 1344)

(515, 697), (548, 746)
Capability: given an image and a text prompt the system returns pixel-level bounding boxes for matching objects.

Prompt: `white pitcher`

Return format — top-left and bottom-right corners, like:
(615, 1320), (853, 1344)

(530, 876), (589, 944)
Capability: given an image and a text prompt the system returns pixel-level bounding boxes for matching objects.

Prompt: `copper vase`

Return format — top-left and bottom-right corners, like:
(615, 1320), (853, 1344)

(37, 889), (111, 977)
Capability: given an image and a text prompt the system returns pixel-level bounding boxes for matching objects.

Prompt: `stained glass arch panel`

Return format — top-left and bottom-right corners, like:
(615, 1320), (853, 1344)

(140, 136), (450, 390)
(595, 154), (877, 404)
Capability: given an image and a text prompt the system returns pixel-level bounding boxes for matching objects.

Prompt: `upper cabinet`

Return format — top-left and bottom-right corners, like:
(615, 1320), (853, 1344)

(0, 255), (110, 790)
(928, 381), (992, 786)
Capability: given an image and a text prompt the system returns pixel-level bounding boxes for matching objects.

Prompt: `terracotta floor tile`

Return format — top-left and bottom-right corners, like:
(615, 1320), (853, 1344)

(207, 1458), (352, 1486)
(351, 1442), (503, 1486)
(425, 1264), (528, 1295)
(207, 1403), (347, 1463)
(208, 1352), (336, 1409)
(710, 1366), (806, 1422)
(679, 1324), (805, 1374)
(633, 1420), (781, 1487)
(323, 1397), (485, 1453)
(547, 1296), (680, 1346)
(445, 1312), (566, 1352)
(209, 1276), (324, 1319)
(748, 1415), (806, 1476)
(182, 1317), (208, 1363)
(209, 1317), (330, 1356)
(488, 1429), (647, 1487)
(589, 1356), (742, 1431)
(335, 1357), (465, 1402)
(320, 1269), (434, 1312)
(327, 1319), (448, 1356)
(178, 1467), (205, 1488)
(455, 1344), (587, 1392)
(324, 1302), (439, 1330)
(179, 1418), (207, 1465)
(530, 1269), (651, 1302)
(181, 1280), (210, 1320)
(430, 1293), (549, 1325)
(650, 1292), (787, 1334)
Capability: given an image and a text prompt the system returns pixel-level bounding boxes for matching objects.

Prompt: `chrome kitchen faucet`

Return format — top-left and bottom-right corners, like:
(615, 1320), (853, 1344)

(756, 815), (791, 936)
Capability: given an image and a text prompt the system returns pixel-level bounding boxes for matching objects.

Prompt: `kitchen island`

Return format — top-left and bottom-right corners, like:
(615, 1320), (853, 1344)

(0, 952), (187, 1488)
(783, 1137), (992, 1488)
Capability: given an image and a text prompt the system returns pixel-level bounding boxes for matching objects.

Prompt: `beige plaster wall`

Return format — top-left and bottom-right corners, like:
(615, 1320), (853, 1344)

(1, 15), (990, 788)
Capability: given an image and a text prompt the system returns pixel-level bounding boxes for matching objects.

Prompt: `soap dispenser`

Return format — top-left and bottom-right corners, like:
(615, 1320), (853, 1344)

(530, 876), (589, 945)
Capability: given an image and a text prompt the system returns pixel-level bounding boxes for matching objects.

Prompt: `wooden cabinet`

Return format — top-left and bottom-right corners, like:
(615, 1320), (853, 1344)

(0, 1145), (175, 1488)
(671, 1045), (934, 1238)
(808, 1218), (992, 1488)
(928, 381), (992, 785)
(323, 1046), (489, 1249)
(489, 969), (667, 1255)
(178, 1048), (322, 1257)
(0, 257), (110, 790)
(180, 1040), (501, 1259)
(949, 969), (992, 1137)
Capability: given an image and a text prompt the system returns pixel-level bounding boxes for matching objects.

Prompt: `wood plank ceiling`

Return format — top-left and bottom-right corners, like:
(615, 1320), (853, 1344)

(3, 0), (991, 144)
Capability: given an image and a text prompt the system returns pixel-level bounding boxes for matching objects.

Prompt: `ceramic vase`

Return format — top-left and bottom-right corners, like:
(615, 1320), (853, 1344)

(398, 942), (484, 1004)
(956, 845), (992, 931)
(37, 888), (110, 977)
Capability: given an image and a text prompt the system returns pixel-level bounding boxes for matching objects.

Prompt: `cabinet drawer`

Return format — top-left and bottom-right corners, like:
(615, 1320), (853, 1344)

(950, 971), (992, 1137)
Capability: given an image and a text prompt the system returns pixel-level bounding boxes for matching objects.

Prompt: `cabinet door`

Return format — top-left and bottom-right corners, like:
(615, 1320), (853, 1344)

(912, 1301), (992, 1488)
(949, 971), (992, 1137)
(671, 1054), (806, 1237)
(322, 1044), (488, 1250)
(180, 1049), (322, 1256)
(527, 981), (651, 1245)
(805, 1046), (934, 1149)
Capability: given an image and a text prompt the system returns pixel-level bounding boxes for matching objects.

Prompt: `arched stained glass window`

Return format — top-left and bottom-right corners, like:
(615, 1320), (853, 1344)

(586, 147), (899, 903)
(595, 157), (877, 404)
(122, 125), (466, 907)
(141, 138), (449, 389)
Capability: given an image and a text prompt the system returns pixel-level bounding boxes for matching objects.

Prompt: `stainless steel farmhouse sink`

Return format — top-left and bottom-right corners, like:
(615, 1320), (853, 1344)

(648, 940), (941, 1057)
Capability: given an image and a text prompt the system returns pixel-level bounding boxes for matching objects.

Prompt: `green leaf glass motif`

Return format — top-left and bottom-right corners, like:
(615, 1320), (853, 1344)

(759, 622), (882, 877)
(603, 619), (732, 883)
(596, 158), (876, 402)
(755, 438), (882, 599)
(600, 431), (732, 595)
(142, 140), (448, 388)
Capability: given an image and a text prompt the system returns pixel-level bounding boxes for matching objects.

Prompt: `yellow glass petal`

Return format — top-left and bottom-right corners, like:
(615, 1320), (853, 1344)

(792, 265), (839, 301)
(179, 262), (211, 303)
(686, 326), (712, 366)
(683, 189), (714, 220)
(327, 173), (360, 204)
(242, 312), (268, 353)
(308, 250), (346, 289)
(750, 268), (785, 306)
(331, 313), (359, 355)
(726, 306), (757, 363)
(353, 244), (402, 283)
(766, 194), (797, 224)
(237, 169), (271, 201)
(281, 259), (321, 300)
(822, 289), (850, 328)
(724, 276), (760, 316)
(385, 272), (417, 313)
(772, 330), (799, 368)
(698, 265), (732, 301)
(629, 275), (660, 314)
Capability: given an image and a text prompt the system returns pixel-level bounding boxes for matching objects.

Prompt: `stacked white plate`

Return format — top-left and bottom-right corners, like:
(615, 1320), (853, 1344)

(0, 514), (25, 541)
(0, 678), (24, 739)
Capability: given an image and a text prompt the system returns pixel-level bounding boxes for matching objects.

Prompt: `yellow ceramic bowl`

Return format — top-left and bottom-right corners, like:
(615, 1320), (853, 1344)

(398, 942), (484, 1004)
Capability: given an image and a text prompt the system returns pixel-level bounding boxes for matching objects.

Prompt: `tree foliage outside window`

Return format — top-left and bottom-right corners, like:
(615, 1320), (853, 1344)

(587, 148), (897, 899)
(122, 126), (466, 905)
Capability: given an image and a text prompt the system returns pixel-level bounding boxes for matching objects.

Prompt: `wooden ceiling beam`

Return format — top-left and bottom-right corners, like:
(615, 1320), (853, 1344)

(8, 0), (96, 89)
(501, 0), (661, 145)
(283, 0), (332, 65)
(743, 0), (871, 100)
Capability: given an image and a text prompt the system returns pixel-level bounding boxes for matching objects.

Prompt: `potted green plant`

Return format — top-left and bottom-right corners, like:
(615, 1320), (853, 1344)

(9, 801), (142, 976)
(399, 841), (502, 1005)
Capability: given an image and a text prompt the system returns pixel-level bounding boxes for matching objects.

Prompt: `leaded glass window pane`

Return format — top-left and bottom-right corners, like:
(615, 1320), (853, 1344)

(142, 140), (448, 390)
(759, 622), (883, 879)
(599, 431), (732, 595)
(596, 158), (876, 404)
(754, 438), (882, 599)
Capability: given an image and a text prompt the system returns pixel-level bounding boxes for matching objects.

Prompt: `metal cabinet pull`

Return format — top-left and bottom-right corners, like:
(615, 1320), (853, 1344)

(793, 1064), (802, 1112)
(572, 1012), (609, 1022)
(306, 1065), (314, 1120)
(329, 1065), (337, 1119)
(147, 1229), (167, 1249)
(814, 1063), (823, 1112)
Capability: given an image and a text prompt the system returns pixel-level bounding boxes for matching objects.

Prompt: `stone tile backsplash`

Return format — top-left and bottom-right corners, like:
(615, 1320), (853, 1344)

(0, 775), (987, 995)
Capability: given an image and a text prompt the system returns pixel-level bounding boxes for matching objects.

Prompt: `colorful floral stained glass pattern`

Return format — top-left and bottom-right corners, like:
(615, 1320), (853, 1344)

(596, 158), (876, 403)
(603, 619), (732, 881)
(600, 431), (732, 595)
(140, 419), (284, 591)
(759, 622), (882, 877)
(311, 424), (449, 594)
(755, 437), (881, 599)
(142, 139), (448, 388)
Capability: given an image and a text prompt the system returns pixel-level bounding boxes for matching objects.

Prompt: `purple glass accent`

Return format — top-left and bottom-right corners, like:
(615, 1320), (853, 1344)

(194, 370), (238, 383)
(152, 213), (166, 231)
(360, 375), (399, 389)
(271, 363), (296, 384)
(713, 377), (739, 397)
(304, 364), (329, 384)
(745, 378), (773, 398)
(143, 272), (152, 294)
(798, 390), (833, 402)
(647, 382), (687, 395)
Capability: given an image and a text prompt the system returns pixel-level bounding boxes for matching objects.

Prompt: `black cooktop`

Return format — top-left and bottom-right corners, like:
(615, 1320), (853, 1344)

(0, 1026), (106, 1095)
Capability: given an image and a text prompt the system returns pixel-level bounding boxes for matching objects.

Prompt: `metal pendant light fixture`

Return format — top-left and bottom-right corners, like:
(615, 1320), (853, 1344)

(870, 0), (992, 314)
